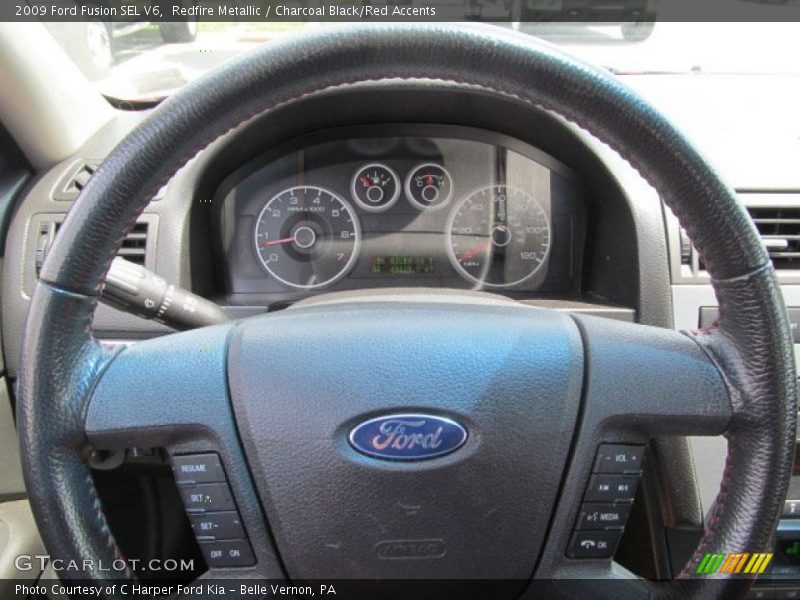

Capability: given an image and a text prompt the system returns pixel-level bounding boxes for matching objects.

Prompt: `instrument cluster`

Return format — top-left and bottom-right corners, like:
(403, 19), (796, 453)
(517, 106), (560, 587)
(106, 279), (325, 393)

(217, 126), (584, 302)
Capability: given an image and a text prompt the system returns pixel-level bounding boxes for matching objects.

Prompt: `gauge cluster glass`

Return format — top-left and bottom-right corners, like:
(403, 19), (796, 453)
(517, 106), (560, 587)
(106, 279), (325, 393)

(218, 127), (583, 302)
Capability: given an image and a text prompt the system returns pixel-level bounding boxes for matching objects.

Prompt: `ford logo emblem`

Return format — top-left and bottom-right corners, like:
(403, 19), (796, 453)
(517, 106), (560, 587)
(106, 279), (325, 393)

(349, 414), (468, 461)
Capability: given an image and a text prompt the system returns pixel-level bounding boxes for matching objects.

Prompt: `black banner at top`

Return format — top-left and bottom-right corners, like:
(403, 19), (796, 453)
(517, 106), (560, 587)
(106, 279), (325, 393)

(6, 0), (800, 23)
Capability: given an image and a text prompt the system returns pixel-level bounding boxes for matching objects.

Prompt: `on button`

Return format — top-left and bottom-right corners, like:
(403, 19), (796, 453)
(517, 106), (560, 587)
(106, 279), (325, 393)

(200, 540), (256, 568)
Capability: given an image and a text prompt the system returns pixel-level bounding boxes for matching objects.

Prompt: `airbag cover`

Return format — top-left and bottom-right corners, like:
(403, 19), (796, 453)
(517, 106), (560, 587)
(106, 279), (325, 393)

(227, 301), (583, 581)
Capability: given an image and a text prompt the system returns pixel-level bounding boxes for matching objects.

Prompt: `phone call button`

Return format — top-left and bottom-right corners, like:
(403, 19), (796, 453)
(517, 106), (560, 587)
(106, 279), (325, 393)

(567, 531), (622, 559)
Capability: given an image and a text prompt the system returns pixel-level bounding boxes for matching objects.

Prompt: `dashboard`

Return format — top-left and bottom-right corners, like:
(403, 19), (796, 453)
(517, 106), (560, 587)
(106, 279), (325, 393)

(215, 126), (585, 303)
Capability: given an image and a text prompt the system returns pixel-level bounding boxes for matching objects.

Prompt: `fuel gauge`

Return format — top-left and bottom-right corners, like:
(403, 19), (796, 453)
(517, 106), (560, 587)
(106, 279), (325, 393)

(351, 163), (401, 212)
(405, 163), (453, 211)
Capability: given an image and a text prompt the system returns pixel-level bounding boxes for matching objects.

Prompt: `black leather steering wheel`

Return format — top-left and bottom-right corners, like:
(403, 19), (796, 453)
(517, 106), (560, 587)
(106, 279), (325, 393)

(18, 23), (797, 599)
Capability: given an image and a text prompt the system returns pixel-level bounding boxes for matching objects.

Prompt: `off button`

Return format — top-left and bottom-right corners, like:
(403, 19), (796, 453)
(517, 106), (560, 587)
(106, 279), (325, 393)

(200, 540), (256, 568)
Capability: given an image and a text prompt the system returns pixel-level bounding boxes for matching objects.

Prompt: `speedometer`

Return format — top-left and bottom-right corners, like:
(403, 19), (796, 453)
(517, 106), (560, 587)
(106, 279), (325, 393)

(447, 185), (551, 288)
(254, 186), (360, 289)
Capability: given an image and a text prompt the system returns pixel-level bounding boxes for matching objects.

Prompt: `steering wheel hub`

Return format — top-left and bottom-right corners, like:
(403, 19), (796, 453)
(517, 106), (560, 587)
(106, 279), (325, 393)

(227, 300), (583, 583)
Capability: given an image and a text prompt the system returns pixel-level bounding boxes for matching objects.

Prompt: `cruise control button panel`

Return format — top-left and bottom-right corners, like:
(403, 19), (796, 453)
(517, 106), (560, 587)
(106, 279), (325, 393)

(568, 444), (645, 559)
(172, 453), (255, 568)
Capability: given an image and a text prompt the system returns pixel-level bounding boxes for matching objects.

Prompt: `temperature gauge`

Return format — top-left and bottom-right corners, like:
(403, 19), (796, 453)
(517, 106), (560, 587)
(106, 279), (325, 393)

(351, 163), (401, 212)
(404, 163), (453, 211)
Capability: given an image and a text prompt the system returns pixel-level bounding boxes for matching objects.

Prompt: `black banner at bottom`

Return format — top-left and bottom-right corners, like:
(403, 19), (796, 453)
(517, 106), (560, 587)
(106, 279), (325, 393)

(8, 578), (800, 600)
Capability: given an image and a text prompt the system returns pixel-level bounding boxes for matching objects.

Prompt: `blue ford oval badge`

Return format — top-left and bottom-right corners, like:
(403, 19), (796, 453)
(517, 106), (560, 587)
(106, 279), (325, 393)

(349, 414), (468, 461)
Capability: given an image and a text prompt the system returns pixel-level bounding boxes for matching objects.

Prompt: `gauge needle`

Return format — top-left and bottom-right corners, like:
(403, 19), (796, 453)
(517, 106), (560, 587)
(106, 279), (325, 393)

(258, 236), (295, 248)
(360, 176), (372, 187)
(458, 239), (492, 262)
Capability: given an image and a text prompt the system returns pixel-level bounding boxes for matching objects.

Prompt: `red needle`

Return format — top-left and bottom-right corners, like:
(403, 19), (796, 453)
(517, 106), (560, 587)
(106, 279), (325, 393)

(258, 236), (295, 248)
(360, 176), (372, 187)
(458, 239), (492, 263)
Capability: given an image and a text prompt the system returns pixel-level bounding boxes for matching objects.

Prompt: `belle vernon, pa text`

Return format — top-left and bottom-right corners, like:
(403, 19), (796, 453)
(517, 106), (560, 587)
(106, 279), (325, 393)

(17, 583), (338, 597)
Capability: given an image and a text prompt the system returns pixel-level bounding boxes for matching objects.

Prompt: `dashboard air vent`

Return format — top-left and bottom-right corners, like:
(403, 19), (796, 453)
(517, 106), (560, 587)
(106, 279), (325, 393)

(115, 221), (149, 265)
(669, 193), (800, 283)
(52, 161), (100, 201)
(678, 226), (705, 277)
(746, 206), (800, 270)
(35, 220), (150, 275)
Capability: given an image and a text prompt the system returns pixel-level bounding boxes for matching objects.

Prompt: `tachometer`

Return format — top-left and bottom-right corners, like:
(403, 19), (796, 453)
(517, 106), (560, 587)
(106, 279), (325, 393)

(447, 185), (550, 288)
(254, 186), (360, 289)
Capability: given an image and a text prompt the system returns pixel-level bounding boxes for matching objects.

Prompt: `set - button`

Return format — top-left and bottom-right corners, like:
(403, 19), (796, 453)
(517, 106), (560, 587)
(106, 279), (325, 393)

(172, 453), (255, 568)
(568, 444), (645, 560)
(190, 511), (246, 541)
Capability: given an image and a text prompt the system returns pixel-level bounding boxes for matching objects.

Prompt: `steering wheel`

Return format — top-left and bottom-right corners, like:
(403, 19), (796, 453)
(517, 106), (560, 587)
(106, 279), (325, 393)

(18, 24), (797, 599)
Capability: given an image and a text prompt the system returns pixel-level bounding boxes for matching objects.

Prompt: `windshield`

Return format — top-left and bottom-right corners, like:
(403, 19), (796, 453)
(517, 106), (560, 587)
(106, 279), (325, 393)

(43, 20), (800, 102)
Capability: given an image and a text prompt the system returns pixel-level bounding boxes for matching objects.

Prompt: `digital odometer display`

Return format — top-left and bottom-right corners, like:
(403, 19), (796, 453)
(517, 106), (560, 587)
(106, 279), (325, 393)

(370, 256), (436, 275)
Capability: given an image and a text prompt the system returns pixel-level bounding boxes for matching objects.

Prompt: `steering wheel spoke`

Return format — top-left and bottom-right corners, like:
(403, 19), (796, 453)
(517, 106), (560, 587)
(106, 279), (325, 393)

(572, 313), (733, 438)
(85, 323), (284, 580)
(530, 314), (733, 594)
(85, 324), (235, 448)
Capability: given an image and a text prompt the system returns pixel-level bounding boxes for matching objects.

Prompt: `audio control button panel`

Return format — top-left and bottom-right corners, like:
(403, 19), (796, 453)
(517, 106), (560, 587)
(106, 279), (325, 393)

(567, 444), (645, 559)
